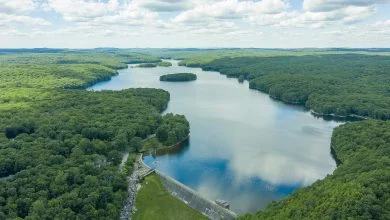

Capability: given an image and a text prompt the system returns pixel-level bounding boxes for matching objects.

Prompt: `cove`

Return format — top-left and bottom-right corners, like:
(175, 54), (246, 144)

(89, 60), (343, 214)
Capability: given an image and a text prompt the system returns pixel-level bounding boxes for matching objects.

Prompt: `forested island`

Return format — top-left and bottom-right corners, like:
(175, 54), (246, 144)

(160, 73), (197, 82)
(136, 61), (172, 68)
(156, 61), (173, 67)
(137, 63), (157, 68)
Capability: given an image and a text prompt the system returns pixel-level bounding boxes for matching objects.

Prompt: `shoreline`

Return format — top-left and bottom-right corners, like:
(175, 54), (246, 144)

(86, 63), (192, 219)
(91, 59), (349, 216)
(310, 110), (367, 120)
(187, 63), (371, 122)
(141, 135), (190, 156)
(138, 154), (237, 220)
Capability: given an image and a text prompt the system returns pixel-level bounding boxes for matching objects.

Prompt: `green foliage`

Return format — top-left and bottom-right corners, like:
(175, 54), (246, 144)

(133, 174), (207, 220)
(165, 48), (390, 67)
(140, 136), (163, 152)
(130, 137), (143, 153)
(2, 49), (389, 219)
(175, 50), (390, 219)
(240, 119), (390, 220)
(160, 73), (197, 82)
(135, 62), (172, 68)
(121, 153), (137, 176)
(0, 51), (161, 90)
(0, 63), (118, 89)
(195, 54), (390, 119)
(156, 61), (172, 67)
(0, 51), (175, 219)
(135, 61), (171, 68)
(0, 51), (161, 68)
(156, 113), (190, 146)
(238, 75), (245, 83)
(136, 63), (157, 68)
(0, 88), (170, 218)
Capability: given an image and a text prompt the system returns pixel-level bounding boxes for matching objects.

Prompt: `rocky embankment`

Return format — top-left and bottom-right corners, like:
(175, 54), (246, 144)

(120, 155), (141, 220)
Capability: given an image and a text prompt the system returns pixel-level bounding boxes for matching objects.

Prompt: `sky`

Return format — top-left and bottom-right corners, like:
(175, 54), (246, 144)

(0, 0), (390, 48)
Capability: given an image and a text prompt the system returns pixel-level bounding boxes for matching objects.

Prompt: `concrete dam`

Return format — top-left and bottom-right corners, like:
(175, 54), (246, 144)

(139, 155), (237, 220)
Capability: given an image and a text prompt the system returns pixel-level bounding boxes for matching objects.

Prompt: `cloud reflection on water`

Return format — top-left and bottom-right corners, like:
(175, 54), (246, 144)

(90, 60), (343, 213)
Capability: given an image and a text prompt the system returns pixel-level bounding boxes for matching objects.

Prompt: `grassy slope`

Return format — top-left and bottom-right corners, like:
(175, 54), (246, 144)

(133, 174), (207, 220)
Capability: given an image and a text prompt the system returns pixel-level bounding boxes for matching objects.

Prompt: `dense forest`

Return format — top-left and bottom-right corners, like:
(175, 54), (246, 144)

(137, 61), (172, 68)
(0, 89), (169, 219)
(156, 113), (190, 146)
(241, 120), (390, 219)
(136, 63), (158, 68)
(136, 61), (172, 68)
(159, 73), (197, 82)
(137, 48), (390, 66)
(1, 49), (390, 219)
(183, 54), (390, 119)
(0, 51), (190, 219)
(156, 61), (172, 67)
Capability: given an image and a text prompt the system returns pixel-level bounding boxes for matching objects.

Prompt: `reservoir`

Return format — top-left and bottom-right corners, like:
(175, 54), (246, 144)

(89, 60), (343, 214)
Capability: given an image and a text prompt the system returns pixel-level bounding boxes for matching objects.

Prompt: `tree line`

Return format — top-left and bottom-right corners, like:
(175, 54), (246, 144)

(160, 73), (197, 82)
(177, 53), (390, 219)
(240, 119), (390, 219)
(191, 54), (390, 119)
(0, 51), (190, 219)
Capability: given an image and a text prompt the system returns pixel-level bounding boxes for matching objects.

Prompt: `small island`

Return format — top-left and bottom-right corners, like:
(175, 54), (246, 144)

(136, 61), (172, 68)
(137, 63), (157, 68)
(160, 73), (197, 82)
(156, 61), (172, 67)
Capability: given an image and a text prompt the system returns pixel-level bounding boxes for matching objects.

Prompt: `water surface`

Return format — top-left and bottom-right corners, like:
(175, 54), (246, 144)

(89, 60), (342, 214)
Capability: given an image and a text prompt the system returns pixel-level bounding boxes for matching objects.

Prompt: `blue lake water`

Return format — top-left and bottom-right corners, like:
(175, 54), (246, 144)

(89, 60), (343, 214)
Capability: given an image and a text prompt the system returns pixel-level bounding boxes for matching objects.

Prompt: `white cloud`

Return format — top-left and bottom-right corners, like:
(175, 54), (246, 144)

(318, 20), (390, 47)
(0, 0), (36, 13)
(1, 0), (390, 47)
(239, 0), (386, 29)
(341, 5), (374, 23)
(90, 4), (158, 26)
(0, 12), (51, 26)
(280, 6), (374, 27)
(248, 2), (377, 28)
(173, 0), (289, 24)
(229, 151), (329, 186)
(133, 0), (192, 12)
(373, 19), (390, 28)
(303, 0), (390, 12)
(47, 0), (119, 22)
(172, 0), (377, 29)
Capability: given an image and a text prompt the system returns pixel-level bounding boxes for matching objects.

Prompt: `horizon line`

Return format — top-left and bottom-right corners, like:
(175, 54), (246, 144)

(1, 47), (390, 50)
